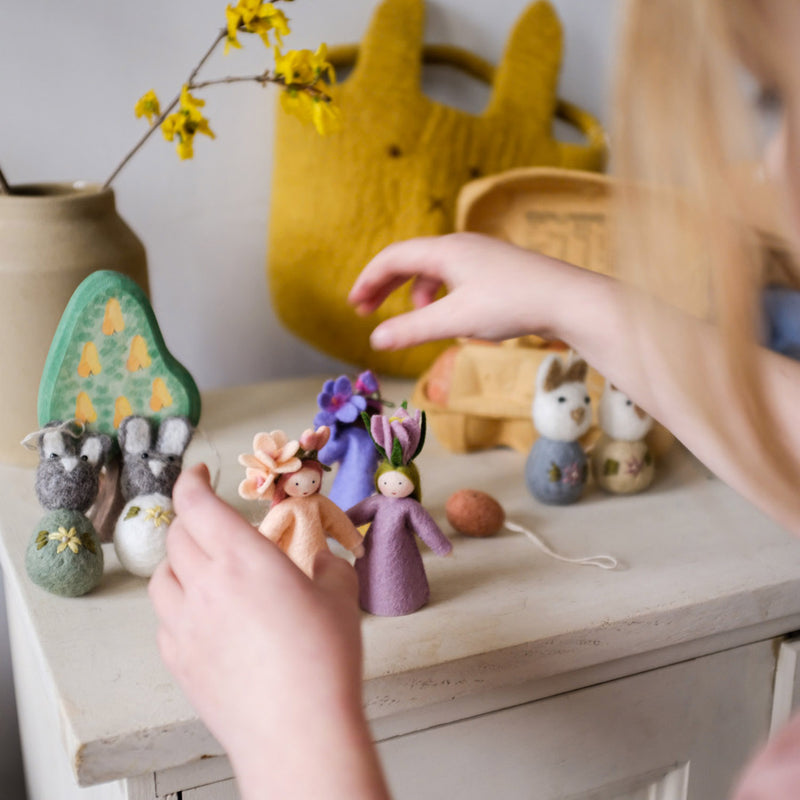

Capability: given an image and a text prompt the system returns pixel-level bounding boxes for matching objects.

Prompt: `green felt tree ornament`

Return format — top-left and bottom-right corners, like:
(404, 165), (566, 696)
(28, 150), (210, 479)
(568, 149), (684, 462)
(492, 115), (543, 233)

(38, 271), (201, 437)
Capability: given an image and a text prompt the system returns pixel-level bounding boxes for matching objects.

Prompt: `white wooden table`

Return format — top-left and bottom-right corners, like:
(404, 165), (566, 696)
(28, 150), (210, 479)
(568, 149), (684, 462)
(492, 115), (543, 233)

(2, 377), (800, 800)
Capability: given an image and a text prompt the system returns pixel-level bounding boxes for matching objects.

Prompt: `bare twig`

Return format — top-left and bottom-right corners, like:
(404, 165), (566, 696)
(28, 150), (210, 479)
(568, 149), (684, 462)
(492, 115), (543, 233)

(103, 29), (227, 188)
(0, 164), (11, 194)
(191, 71), (332, 101)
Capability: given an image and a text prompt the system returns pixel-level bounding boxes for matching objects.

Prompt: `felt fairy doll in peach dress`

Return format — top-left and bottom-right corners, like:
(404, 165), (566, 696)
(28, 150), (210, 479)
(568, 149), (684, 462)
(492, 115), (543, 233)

(238, 426), (364, 577)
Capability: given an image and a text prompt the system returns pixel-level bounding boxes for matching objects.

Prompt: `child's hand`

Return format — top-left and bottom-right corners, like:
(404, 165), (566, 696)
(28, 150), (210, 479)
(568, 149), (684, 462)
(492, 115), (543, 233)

(149, 465), (390, 800)
(731, 711), (800, 800)
(349, 232), (589, 350)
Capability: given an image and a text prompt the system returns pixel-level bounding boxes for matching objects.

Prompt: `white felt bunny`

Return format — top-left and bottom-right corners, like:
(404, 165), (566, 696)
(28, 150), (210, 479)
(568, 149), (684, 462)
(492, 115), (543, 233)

(525, 354), (592, 505)
(591, 382), (655, 494)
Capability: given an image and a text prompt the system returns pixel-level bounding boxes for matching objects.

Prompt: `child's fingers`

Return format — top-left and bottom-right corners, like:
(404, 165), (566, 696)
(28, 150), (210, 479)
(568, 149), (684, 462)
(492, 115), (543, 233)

(149, 559), (184, 621)
(312, 550), (359, 603)
(349, 237), (448, 309)
(351, 275), (413, 316)
(410, 274), (444, 309)
(165, 519), (211, 587)
(370, 294), (466, 350)
(172, 466), (273, 560)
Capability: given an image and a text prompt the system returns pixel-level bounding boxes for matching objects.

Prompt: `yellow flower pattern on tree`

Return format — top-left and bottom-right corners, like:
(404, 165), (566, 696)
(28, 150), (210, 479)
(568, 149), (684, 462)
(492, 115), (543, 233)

(77, 342), (102, 378)
(49, 526), (83, 554)
(127, 335), (152, 372)
(114, 396), (134, 428)
(134, 90), (162, 125)
(75, 392), (97, 424)
(161, 86), (216, 160)
(102, 298), (125, 335)
(150, 378), (174, 412)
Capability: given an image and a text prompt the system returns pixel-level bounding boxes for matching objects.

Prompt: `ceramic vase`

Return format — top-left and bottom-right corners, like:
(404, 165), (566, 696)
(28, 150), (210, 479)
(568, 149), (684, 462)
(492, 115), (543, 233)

(0, 183), (148, 465)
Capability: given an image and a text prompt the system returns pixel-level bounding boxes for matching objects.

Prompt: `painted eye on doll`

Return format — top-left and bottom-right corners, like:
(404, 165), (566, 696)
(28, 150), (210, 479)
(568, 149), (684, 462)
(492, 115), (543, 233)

(468, 166), (482, 179)
(387, 144), (403, 158)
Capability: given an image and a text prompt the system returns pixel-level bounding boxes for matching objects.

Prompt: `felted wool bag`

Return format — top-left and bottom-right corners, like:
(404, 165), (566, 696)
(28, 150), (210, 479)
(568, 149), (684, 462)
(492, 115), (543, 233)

(268, 0), (607, 377)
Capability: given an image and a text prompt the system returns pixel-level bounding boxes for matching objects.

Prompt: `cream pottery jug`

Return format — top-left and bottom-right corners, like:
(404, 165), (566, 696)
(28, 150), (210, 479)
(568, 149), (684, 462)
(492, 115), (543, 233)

(0, 182), (148, 465)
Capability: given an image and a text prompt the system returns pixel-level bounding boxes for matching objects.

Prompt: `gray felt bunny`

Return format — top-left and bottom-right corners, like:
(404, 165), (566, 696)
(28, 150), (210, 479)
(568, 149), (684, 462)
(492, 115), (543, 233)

(26, 422), (112, 597)
(34, 422), (112, 512)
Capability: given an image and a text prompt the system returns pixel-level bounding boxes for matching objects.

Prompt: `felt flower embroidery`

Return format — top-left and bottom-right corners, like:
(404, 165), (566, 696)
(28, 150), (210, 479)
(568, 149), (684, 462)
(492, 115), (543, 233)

(625, 456), (645, 477)
(238, 430), (302, 501)
(49, 526), (83, 554)
(369, 405), (426, 466)
(562, 462), (584, 486)
(143, 505), (175, 528)
(315, 376), (368, 426)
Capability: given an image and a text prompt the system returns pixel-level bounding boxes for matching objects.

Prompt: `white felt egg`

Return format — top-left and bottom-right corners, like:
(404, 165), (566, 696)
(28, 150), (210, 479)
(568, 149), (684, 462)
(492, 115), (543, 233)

(114, 493), (174, 577)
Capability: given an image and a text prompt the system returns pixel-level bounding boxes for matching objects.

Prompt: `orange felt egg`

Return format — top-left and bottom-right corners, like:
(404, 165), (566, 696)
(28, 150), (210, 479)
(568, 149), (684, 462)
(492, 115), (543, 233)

(446, 489), (505, 538)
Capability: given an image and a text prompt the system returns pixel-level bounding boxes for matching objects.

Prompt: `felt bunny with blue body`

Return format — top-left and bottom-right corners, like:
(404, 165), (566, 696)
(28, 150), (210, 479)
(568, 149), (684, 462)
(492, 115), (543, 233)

(525, 354), (591, 505)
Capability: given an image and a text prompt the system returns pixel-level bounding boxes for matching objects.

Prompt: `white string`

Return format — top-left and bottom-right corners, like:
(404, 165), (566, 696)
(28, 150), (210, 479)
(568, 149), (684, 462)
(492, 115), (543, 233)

(20, 419), (85, 451)
(505, 520), (619, 570)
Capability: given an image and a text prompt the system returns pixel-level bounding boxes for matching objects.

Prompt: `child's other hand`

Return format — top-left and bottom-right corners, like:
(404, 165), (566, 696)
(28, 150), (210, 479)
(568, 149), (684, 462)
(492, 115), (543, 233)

(732, 711), (800, 799)
(149, 465), (389, 800)
(349, 232), (582, 350)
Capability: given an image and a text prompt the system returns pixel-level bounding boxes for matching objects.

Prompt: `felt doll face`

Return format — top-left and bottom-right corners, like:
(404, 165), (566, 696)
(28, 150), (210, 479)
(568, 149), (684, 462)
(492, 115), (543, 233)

(283, 466), (322, 498)
(377, 470), (415, 499)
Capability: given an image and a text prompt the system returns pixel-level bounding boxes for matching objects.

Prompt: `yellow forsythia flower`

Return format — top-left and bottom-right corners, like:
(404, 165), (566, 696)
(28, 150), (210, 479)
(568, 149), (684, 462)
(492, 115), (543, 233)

(225, 0), (290, 54)
(280, 90), (341, 136)
(311, 97), (342, 136)
(274, 44), (335, 87)
(224, 5), (244, 54)
(134, 90), (162, 125)
(161, 86), (216, 160)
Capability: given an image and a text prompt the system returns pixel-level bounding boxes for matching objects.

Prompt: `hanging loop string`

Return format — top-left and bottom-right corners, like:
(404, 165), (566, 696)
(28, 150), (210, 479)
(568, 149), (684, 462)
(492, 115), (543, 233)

(21, 419), (86, 450)
(505, 520), (620, 570)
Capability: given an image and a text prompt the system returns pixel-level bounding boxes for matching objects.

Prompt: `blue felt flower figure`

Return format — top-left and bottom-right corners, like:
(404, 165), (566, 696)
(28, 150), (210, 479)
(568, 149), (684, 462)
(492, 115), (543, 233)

(314, 375), (367, 427)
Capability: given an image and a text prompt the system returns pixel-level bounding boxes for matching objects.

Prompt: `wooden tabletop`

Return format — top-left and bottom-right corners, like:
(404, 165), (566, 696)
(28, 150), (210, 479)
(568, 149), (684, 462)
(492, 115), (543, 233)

(2, 377), (800, 786)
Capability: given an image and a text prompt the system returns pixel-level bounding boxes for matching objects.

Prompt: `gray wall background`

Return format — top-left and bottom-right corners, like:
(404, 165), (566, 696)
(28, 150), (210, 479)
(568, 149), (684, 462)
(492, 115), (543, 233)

(0, 1), (618, 796)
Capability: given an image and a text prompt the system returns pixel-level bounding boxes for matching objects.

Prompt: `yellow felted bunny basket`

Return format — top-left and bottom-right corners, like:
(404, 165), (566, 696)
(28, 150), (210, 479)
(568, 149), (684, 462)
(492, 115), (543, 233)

(268, 0), (607, 377)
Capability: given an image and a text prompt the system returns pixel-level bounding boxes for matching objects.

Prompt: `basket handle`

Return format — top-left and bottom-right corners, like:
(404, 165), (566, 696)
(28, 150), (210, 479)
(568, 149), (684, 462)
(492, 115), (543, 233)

(327, 43), (607, 170)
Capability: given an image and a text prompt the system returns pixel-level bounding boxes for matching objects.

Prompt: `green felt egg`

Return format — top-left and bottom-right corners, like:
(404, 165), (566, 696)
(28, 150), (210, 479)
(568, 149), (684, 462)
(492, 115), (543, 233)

(26, 509), (104, 597)
(37, 270), (201, 440)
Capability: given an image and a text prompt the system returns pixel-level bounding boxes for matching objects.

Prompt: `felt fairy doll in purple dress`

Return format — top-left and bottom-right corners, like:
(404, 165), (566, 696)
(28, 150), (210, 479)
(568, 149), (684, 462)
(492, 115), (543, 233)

(314, 370), (386, 511)
(346, 404), (452, 616)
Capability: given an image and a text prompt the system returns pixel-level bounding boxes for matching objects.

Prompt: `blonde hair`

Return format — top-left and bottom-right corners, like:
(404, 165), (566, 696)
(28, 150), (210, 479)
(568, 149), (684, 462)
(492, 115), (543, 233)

(612, 0), (800, 523)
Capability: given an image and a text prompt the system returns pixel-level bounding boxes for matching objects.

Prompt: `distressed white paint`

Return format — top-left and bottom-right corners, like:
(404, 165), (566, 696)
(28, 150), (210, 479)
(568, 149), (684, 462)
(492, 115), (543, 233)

(1, 378), (800, 799)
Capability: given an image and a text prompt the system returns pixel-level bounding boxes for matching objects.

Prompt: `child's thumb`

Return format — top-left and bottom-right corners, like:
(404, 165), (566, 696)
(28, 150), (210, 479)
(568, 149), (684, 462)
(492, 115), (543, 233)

(312, 550), (359, 602)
